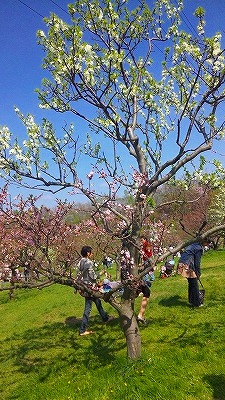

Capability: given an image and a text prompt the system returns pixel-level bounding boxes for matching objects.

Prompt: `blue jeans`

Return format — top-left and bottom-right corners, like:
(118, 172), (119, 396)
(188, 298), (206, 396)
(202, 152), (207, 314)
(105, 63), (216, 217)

(79, 296), (108, 334)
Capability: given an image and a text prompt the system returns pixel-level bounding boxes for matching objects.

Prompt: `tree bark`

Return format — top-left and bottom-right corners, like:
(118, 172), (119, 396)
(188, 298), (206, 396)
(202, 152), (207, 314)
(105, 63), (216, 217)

(118, 299), (141, 359)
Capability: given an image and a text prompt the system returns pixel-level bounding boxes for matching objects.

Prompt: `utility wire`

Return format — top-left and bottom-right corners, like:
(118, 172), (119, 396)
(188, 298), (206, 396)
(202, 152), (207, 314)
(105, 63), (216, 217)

(16, 0), (69, 18)
(16, 0), (45, 18)
(49, 0), (70, 15)
(174, 0), (199, 37)
(15, 0), (225, 120)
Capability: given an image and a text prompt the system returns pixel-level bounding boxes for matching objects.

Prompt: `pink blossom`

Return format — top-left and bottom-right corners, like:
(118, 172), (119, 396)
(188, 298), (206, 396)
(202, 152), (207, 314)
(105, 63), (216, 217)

(99, 170), (107, 178)
(87, 170), (94, 180)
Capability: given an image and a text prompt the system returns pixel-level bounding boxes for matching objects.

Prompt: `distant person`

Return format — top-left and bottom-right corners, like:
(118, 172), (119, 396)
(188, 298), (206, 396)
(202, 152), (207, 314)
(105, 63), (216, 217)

(177, 240), (207, 307)
(102, 255), (112, 268)
(160, 259), (175, 278)
(24, 266), (29, 282)
(102, 256), (108, 268)
(77, 246), (110, 336)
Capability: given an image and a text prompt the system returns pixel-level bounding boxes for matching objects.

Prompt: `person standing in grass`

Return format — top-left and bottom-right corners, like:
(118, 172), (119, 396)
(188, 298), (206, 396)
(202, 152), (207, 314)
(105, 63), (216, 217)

(120, 237), (154, 325)
(136, 236), (154, 324)
(177, 239), (207, 307)
(78, 245), (109, 336)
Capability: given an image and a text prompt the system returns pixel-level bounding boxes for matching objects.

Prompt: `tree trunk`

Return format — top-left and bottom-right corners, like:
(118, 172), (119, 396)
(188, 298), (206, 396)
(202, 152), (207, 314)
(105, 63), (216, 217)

(118, 299), (141, 359)
(9, 280), (15, 300)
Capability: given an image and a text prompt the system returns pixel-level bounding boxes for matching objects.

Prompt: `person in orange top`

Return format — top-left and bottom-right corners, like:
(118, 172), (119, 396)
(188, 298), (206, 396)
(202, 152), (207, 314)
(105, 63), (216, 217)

(142, 237), (153, 260)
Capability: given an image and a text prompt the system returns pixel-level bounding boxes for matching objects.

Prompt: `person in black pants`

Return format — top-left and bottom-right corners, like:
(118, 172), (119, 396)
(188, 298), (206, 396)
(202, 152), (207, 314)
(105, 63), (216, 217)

(178, 240), (207, 307)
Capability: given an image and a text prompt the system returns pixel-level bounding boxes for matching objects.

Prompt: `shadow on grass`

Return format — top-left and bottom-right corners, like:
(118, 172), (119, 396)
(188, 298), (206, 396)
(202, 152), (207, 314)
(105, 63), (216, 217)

(65, 314), (124, 367)
(0, 315), (124, 382)
(154, 318), (224, 347)
(158, 295), (187, 307)
(203, 374), (225, 400)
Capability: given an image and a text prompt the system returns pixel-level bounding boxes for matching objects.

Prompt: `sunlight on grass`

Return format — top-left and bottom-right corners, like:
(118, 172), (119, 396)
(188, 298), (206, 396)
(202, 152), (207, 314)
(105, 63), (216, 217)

(0, 250), (225, 399)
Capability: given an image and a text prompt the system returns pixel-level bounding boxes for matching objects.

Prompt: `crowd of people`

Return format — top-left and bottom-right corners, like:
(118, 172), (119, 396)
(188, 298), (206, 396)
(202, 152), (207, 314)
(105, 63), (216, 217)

(76, 237), (208, 336)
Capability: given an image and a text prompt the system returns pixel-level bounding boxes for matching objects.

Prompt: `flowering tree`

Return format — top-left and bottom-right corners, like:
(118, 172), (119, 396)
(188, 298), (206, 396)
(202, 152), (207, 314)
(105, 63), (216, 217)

(0, 189), (82, 293)
(207, 183), (225, 247)
(1, 0), (225, 358)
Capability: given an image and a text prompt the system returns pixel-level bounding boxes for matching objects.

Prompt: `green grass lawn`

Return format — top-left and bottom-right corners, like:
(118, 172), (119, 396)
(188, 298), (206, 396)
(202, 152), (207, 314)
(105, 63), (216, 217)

(0, 250), (225, 400)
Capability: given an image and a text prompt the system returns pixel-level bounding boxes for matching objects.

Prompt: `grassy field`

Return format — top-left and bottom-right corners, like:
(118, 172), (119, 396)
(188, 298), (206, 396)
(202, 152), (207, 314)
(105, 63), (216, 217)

(0, 250), (225, 400)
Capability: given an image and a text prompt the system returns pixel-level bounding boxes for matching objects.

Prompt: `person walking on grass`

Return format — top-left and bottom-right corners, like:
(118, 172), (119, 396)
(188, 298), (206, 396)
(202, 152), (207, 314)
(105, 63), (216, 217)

(78, 245), (110, 336)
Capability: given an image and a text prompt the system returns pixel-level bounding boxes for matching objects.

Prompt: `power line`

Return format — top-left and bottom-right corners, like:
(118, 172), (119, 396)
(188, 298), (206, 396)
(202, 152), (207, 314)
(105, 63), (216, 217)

(16, 0), (45, 18)
(174, 0), (199, 37)
(14, 0), (225, 117)
(16, 0), (69, 18)
(49, 0), (69, 16)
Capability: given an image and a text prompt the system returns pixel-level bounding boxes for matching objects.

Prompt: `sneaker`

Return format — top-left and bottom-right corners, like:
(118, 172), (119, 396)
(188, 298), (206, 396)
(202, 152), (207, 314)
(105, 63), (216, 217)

(137, 316), (147, 325)
(190, 304), (204, 308)
(79, 330), (94, 336)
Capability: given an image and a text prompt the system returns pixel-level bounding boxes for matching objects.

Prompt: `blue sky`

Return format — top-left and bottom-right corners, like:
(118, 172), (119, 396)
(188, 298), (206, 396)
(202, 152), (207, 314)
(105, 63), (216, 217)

(1, 0), (225, 205)
(0, 0), (72, 131)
